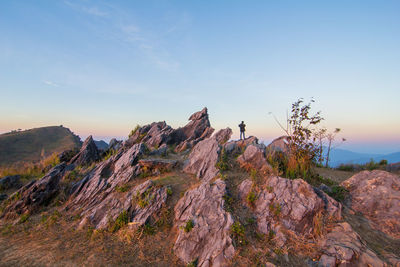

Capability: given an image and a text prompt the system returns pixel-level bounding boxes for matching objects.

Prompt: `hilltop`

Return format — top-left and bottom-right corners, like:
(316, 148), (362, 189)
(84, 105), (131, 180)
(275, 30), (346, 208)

(0, 126), (81, 166)
(0, 108), (399, 267)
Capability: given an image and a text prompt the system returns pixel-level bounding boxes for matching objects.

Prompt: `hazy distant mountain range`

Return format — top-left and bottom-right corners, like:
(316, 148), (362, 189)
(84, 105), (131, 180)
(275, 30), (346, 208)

(328, 148), (400, 167)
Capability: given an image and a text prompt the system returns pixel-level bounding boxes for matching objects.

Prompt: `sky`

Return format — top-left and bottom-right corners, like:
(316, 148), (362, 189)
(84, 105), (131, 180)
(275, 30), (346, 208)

(0, 0), (399, 154)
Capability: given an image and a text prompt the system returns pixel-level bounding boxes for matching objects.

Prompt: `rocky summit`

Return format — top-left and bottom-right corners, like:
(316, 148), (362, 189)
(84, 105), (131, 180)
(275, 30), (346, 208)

(0, 108), (399, 267)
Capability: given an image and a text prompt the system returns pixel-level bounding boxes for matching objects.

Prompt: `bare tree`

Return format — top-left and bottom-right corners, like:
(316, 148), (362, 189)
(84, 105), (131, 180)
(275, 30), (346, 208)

(325, 128), (346, 167)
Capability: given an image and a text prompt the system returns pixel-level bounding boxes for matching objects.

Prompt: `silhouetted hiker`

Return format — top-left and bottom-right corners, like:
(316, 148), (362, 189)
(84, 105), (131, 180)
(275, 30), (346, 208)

(239, 121), (246, 140)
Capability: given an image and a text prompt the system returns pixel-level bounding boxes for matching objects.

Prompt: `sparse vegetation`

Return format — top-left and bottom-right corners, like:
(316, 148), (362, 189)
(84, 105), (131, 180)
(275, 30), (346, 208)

(128, 125), (141, 138)
(231, 221), (247, 245)
(269, 203), (281, 217)
(19, 213), (29, 223)
(182, 219), (194, 233)
(109, 211), (129, 233)
(246, 191), (257, 206)
(327, 185), (348, 202)
(115, 184), (130, 193)
(216, 148), (229, 171)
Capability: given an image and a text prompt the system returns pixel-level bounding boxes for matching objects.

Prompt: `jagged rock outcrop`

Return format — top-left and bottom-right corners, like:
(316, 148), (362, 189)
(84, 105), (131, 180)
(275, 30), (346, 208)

(318, 222), (385, 267)
(69, 136), (100, 166)
(108, 138), (123, 151)
(184, 128), (232, 182)
(125, 121), (174, 149)
(78, 180), (168, 230)
(266, 136), (290, 154)
(341, 170), (400, 239)
(0, 175), (21, 190)
(68, 143), (146, 211)
(174, 179), (234, 267)
(238, 176), (341, 246)
(1, 164), (66, 218)
(237, 144), (272, 174)
(58, 149), (79, 163)
(224, 136), (258, 155)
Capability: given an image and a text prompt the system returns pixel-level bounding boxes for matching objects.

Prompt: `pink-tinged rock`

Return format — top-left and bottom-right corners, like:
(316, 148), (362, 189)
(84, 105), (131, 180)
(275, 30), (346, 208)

(184, 128), (232, 182)
(237, 144), (272, 174)
(341, 170), (400, 239)
(266, 136), (290, 154)
(238, 176), (341, 246)
(224, 136), (258, 155)
(174, 179), (234, 267)
(318, 222), (384, 267)
(78, 180), (167, 230)
(1, 163), (66, 218)
(69, 135), (100, 166)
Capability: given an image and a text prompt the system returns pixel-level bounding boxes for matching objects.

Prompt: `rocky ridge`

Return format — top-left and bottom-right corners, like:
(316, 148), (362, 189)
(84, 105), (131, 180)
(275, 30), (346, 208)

(0, 108), (399, 267)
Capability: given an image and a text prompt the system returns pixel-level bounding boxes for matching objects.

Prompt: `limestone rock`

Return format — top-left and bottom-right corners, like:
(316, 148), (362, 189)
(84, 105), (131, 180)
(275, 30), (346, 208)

(68, 143), (145, 211)
(0, 175), (21, 190)
(174, 179), (234, 267)
(341, 170), (400, 239)
(78, 180), (167, 230)
(318, 222), (385, 267)
(224, 136), (258, 155)
(238, 176), (341, 246)
(1, 164), (66, 218)
(237, 144), (272, 174)
(266, 136), (290, 154)
(108, 138), (123, 151)
(69, 136), (100, 166)
(184, 128), (232, 182)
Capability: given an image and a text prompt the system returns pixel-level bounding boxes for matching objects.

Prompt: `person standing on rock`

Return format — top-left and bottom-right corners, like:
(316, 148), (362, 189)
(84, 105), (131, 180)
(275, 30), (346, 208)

(239, 121), (246, 140)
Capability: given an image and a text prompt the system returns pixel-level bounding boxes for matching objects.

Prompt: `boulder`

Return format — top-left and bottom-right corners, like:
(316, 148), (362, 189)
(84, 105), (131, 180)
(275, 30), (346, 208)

(0, 175), (21, 190)
(69, 136), (100, 166)
(1, 164), (66, 218)
(318, 222), (385, 267)
(237, 144), (272, 174)
(184, 128), (232, 182)
(341, 170), (400, 239)
(78, 180), (168, 230)
(125, 121), (174, 149)
(174, 179), (234, 267)
(238, 176), (341, 246)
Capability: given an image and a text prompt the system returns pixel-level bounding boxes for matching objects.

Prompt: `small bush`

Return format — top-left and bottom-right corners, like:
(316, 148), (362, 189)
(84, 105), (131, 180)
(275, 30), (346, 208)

(216, 149), (229, 171)
(379, 159), (388, 165)
(231, 221), (247, 245)
(115, 184), (130, 193)
(166, 187), (173, 196)
(187, 258), (198, 267)
(109, 211), (129, 233)
(182, 219), (194, 233)
(327, 185), (348, 202)
(246, 191), (257, 206)
(19, 213), (29, 223)
(337, 164), (355, 171)
(222, 194), (234, 212)
(269, 203), (281, 217)
(139, 223), (156, 235)
(103, 149), (117, 161)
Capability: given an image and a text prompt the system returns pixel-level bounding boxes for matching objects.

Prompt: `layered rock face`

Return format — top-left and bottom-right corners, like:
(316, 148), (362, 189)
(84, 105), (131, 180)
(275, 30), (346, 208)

(78, 180), (168, 230)
(318, 222), (385, 267)
(0, 175), (21, 190)
(1, 164), (66, 218)
(266, 136), (290, 154)
(341, 170), (400, 239)
(174, 179), (234, 267)
(69, 135), (100, 166)
(237, 144), (272, 174)
(239, 176), (341, 246)
(184, 128), (232, 182)
(68, 143), (146, 211)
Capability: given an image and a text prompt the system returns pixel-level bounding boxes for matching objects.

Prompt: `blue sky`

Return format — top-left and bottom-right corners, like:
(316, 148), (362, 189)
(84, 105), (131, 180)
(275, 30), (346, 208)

(0, 0), (399, 154)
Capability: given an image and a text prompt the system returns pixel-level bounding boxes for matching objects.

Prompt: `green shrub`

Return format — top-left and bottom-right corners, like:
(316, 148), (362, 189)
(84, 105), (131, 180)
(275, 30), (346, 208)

(19, 213), (29, 223)
(337, 164), (355, 171)
(222, 194), (234, 212)
(246, 191), (257, 206)
(140, 223), (155, 235)
(216, 149), (229, 171)
(166, 187), (173, 196)
(327, 185), (348, 202)
(379, 159), (388, 165)
(182, 219), (194, 233)
(109, 211), (129, 232)
(269, 203), (281, 217)
(115, 184), (130, 193)
(187, 258), (198, 267)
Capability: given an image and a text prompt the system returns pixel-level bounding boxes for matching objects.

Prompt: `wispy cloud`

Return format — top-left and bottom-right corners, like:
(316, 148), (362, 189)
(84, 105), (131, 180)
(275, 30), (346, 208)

(64, 1), (108, 17)
(64, 1), (183, 72)
(43, 80), (60, 87)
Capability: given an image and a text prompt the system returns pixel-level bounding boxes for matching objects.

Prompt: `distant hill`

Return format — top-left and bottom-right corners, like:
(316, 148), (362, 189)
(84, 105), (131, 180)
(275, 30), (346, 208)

(0, 126), (82, 166)
(328, 148), (400, 167)
(94, 140), (109, 150)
